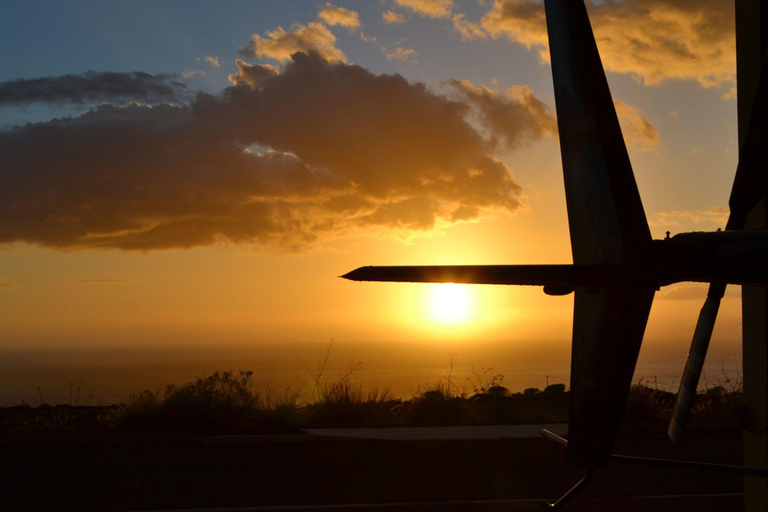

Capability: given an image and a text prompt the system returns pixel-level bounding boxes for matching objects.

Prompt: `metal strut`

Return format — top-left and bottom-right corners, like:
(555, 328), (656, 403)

(539, 427), (768, 509)
(543, 469), (595, 510)
(541, 428), (768, 477)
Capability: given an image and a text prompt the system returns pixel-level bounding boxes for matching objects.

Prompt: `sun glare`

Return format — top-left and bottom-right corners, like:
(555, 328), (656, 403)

(428, 283), (472, 324)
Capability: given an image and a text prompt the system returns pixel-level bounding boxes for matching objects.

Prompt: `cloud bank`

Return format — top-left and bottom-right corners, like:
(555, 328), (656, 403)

(0, 71), (188, 107)
(482, 0), (735, 89)
(0, 52), (560, 252)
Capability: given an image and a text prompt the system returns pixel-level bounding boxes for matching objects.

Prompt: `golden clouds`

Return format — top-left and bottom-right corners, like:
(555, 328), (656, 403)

(204, 56), (221, 68)
(482, 0), (736, 89)
(653, 205), (729, 227)
(449, 79), (659, 153)
(228, 60), (280, 87)
(482, 0), (547, 54)
(382, 46), (418, 62)
(317, 3), (360, 29)
(450, 80), (557, 148)
(0, 53), (561, 251)
(383, 10), (407, 24)
(241, 22), (347, 63)
(613, 100), (661, 152)
(395, 0), (454, 19)
(452, 14), (487, 41)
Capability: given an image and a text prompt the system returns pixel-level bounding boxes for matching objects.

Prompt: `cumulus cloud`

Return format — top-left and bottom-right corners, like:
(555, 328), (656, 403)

(0, 52), (553, 252)
(449, 80), (556, 148)
(452, 14), (487, 41)
(481, 0), (735, 89)
(383, 10), (407, 24)
(0, 71), (188, 107)
(228, 60), (280, 88)
(395, 0), (454, 19)
(613, 100), (661, 152)
(449, 80), (657, 152)
(241, 22), (346, 63)
(317, 3), (360, 28)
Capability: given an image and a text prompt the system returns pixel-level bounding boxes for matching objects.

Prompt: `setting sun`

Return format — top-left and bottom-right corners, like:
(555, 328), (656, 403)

(428, 283), (472, 324)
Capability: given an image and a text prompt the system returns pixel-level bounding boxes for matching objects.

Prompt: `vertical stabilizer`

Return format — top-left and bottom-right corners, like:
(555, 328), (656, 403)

(545, 0), (651, 265)
(545, 0), (656, 468)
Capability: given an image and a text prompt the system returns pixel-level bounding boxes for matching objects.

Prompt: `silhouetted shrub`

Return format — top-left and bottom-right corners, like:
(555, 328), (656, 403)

(487, 385), (509, 396)
(406, 384), (470, 425)
(305, 381), (400, 426)
(114, 371), (263, 429)
(543, 383), (566, 399)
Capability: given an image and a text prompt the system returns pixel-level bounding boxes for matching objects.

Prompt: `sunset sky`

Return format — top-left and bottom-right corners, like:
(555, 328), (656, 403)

(0, 0), (745, 361)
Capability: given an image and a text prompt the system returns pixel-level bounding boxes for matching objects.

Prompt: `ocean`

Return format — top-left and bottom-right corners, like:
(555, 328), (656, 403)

(0, 340), (744, 406)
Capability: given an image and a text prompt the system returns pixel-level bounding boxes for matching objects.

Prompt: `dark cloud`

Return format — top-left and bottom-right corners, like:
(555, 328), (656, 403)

(228, 60), (280, 88)
(0, 71), (189, 107)
(0, 52), (550, 252)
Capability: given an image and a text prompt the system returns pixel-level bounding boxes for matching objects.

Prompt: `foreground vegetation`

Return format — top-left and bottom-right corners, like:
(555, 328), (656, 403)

(0, 369), (742, 432)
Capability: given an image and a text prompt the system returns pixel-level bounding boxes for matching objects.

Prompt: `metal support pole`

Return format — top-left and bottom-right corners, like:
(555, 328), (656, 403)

(736, 1), (768, 510)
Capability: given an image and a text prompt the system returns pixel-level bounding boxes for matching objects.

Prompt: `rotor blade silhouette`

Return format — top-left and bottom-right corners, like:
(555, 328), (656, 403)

(669, 49), (768, 444)
(342, 264), (651, 290)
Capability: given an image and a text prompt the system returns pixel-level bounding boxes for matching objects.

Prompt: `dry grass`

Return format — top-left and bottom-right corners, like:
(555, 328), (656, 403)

(3, 354), (744, 431)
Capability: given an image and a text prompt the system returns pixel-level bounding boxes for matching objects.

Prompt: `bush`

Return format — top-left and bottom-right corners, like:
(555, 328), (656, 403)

(543, 383), (566, 399)
(114, 371), (262, 429)
(305, 381), (400, 426)
(406, 383), (470, 425)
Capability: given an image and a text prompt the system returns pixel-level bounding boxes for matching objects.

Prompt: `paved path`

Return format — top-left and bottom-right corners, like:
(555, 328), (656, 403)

(303, 423), (568, 440)
(128, 494), (744, 511)
(6, 427), (743, 512)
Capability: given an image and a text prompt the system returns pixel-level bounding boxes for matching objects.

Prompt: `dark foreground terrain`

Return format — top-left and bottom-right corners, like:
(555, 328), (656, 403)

(1, 427), (743, 511)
